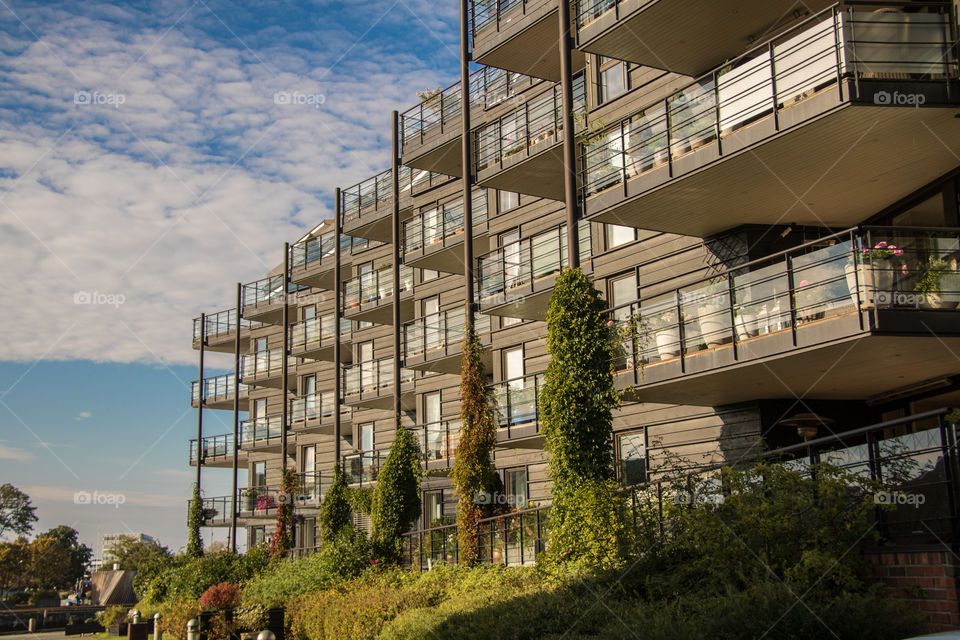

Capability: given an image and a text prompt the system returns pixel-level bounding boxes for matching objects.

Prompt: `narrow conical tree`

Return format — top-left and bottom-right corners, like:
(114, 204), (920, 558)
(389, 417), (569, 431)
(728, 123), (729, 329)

(186, 483), (204, 558)
(370, 422), (422, 561)
(320, 463), (351, 542)
(269, 468), (296, 559)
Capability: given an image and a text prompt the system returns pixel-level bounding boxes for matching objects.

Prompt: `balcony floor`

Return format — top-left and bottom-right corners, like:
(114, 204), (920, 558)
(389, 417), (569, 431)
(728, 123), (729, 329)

(343, 204), (415, 244)
(290, 415), (352, 438)
(405, 233), (490, 275)
(193, 394), (246, 411)
(586, 87), (960, 237)
(477, 137), (566, 201)
(241, 370), (297, 391)
(402, 128), (462, 177)
(344, 298), (415, 325)
(292, 342), (353, 363)
(190, 455), (235, 469)
(193, 332), (250, 354)
(496, 424), (544, 449)
(406, 342), (491, 376)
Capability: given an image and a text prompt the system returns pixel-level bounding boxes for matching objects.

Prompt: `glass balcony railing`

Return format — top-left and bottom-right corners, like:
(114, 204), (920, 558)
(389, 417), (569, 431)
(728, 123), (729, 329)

(189, 433), (235, 463)
(609, 226), (960, 375)
(403, 189), (488, 255)
(290, 231), (369, 269)
(239, 417), (283, 449)
(478, 221), (592, 302)
(291, 314), (350, 354)
(192, 309), (256, 342)
(190, 495), (236, 524)
(343, 358), (415, 397)
(404, 308), (492, 361)
(491, 374), (544, 433)
(342, 450), (386, 486)
(191, 373), (248, 403)
(344, 265), (414, 311)
(411, 420), (461, 465)
(289, 392), (350, 424)
(241, 275), (311, 312)
(475, 77), (585, 172)
(470, 0), (554, 43)
(581, 4), (955, 199)
(240, 348), (297, 379)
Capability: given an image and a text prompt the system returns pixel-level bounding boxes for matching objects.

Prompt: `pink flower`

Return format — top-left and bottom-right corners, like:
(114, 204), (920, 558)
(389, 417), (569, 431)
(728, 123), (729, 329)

(606, 320), (615, 326)
(875, 241), (888, 248)
(798, 280), (810, 288)
(893, 249), (904, 256)
(901, 264), (909, 275)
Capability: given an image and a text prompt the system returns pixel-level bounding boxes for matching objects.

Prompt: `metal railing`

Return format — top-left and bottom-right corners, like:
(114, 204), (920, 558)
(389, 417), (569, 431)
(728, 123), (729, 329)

(470, 0), (555, 43)
(478, 221), (592, 302)
(193, 309), (255, 342)
(191, 496), (235, 524)
(290, 231), (367, 268)
(411, 420), (461, 465)
(241, 275), (311, 311)
(241, 348), (297, 379)
(289, 392), (350, 423)
(291, 314), (350, 354)
(491, 374), (544, 437)
(608, 226), (960, 381)
(581, 3), (956, 199)
(239, 417), (283, 449)
(189, 434), (235, 464)
(191, 373), (248, 403)
(343, 357), (415, 397)
(342, 450), (386, 486)
(404, 308), (492, 361)
(403, 189), (488, 255)
(475, 77), (585, 172)
(344, 265), (414, 310)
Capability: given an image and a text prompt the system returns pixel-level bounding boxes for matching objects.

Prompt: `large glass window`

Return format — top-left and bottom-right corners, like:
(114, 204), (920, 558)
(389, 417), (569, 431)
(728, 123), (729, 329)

(599, 57), (628, 103)
(499, 190), (520, 213)
(617, 430), (647, 486)
(606, 224), (637, 249)
(424, 491), (444, 525)
(506, 468), (528, 508)
(252, 462), (266, 488)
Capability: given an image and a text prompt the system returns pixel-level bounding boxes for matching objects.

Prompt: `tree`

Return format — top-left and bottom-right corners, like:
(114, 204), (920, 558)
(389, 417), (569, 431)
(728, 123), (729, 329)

(540, 268), (628, 571)
(451, 328), (499, 565)
(0, 484), (37, 540)
(319, 464), (351, 542)
(269, 468), (296, 559)
(370, 423), (422, 561)
(187, 483), (204, 558)
(0, 537), (29, 591)
(37, 526), (92, 587)
(27, 536), (72, 590)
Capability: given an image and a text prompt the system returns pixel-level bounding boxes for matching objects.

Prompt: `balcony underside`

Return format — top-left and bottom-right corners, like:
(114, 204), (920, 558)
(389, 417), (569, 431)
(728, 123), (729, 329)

(201, 517), (233, 528)
(241, 439), (284, 454)
(292, 342), (353, 363)
(402, 135), (461, 177)
(242, 302), (294, 325)
(585, 87), (960, 237)
(344, 388), (416, 411)
(192, 394), (246, 410)
(477, 137), (566, 200)
(405, 233), (491, 275)
(622, 310), (960, 407)
(190, 455), (234, 469)
(241, 370), (297, 391)
(474, 5), (585, 83)
(406, 342), (491, 375)
(496, 425), (544, 449)
(193, 331), (250, 354)
(343, 204), (415, 244)
(480, 274), (563, 321)
(344, 298), (415, 325)
(423, 459), (452, 476)
(291, 261), (348, 291)
(576, 0), (833, 76)
(291, 415), (352, 438)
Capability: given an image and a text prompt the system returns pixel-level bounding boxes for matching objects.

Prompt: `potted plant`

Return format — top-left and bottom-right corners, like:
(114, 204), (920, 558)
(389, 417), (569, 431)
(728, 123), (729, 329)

(694, 281), (731, 348)
(241, 487), (258, 512)
(845, 240), (905, 307)
(793, 279), (825, 323)
(651, 309), (682, 360)
(734, 302), (761, 340)
(914, 257), (960, 309)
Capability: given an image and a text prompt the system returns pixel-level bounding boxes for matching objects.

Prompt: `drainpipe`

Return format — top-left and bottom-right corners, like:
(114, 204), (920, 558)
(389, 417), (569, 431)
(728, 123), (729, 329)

(558, 0), (580, 268)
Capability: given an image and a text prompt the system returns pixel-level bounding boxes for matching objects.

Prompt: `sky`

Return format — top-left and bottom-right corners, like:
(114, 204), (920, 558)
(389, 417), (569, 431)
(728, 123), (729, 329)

(0, 0), (461, 554)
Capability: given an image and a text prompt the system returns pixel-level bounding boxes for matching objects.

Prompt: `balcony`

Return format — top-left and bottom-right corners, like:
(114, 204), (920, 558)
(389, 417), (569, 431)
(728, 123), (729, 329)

(478, 221), (592, 320)
(474, 78), (584, 200)
(492, 374), (545, 448)
(341, 167), (449, 243)
(192, 308), (255, 353)
(241, 276), (311, 325)
(343, 357), (416, 410)
(342, 450), (386, 487)
(189, 434), (236, 468)
(402, 189), (490, 274)
(609, 226), (960, 406)
(239, 417), (284, 453)
(290, 232), (361, 291)
(290, 314), (352, 363)
(191, 373), (249, 410)
(289, 392), (352, 438)
(574, 0), (835, 76)
(581, 5), (960, 238)
(240, 348), (298, 389)
(343, 265), (415, 325)
(400, 66), (539, 175)
(411, 420), (461, 475)
(191, 496), (235, 527)
(403, 308), (492, 374)
(470, 0), (585, 82)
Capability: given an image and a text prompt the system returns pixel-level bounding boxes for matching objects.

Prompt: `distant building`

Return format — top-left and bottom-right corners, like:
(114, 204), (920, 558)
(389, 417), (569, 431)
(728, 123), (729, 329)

(101, 533), (156, 566)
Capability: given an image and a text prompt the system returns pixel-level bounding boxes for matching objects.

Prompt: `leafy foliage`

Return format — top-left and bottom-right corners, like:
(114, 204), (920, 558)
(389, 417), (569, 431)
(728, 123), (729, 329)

(539, 268), (624, 569)
(319, 464), (352, 541)
(186, 483), (204, 559)
(451, 328), (497, 565)
(0, 484), (38, 539)
(346, 487), (374, 515)
(96, 605), (131, 628)
(0, 534), (74, 591)
(156, 599), (201, 640)
(36, 526), (92, 588)
(140, 547), (268, 605)
(371, 423), (422, 561)
(270, 468), (297, 559)
(199, 581), (240, 609)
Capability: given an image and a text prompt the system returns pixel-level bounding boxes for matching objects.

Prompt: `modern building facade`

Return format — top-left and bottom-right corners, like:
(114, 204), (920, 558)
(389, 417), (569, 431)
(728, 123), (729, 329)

(188, 0), (960, 589)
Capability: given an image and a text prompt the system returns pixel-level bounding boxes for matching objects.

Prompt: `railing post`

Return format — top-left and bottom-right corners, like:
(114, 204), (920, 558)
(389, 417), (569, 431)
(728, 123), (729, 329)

(769, 41), (779, 132)
(851, 230), (865, 331)
(195, 313), (205, 493)
(785, 254), (798, 347)
(713, 69), (722, 156)
(833, 6), (845, 102)
(675, 290), (686, 373)
(727, 273), (738, 360)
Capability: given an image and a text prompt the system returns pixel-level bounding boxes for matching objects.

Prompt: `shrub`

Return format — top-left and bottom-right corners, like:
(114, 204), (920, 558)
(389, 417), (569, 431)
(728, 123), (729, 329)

(370, 423), (421, 561)
(96, 605), (129, 627)
(270, 468), (297, 559)
(157, 600), (201, 640)
(186, 483), (203, 559)
(347, 487), (374, 515)
(142, 549), (268, 605)
(199, 582), (240, 610)
(319, 464), (351, 541)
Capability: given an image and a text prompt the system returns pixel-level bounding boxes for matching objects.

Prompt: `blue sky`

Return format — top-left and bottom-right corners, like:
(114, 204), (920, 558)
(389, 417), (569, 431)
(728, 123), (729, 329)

(0, 0), (460, 554)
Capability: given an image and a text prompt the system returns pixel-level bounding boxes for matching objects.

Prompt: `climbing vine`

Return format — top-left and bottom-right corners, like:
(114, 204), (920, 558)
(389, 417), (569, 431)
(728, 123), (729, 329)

(370, 422), (422, 561)
(319, 464), (351, 542)
(269, 468), (297, 559)
(186, 482), (204, 558)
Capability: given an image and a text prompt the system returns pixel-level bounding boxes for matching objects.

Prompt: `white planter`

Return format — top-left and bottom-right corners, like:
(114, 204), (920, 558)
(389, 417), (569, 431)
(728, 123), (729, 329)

(655, 328), (681, 360)
(734, 313), (759, 340)
(697, 306), (731, 347)
(938, 272), (960, 308)
(844, 260), (894, 308)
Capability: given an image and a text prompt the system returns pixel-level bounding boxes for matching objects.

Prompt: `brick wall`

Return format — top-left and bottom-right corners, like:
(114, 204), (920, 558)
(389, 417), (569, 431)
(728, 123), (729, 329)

(868, 548), (960, 632)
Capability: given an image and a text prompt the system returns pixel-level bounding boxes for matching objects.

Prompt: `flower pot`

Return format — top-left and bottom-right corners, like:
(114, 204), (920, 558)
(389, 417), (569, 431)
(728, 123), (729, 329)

(655, 328), (681, 360)
(845, 260), (894, 308)
(734, 313), (759, 340)
(936, 272), (960, 309)
(697, 305), (731, 347)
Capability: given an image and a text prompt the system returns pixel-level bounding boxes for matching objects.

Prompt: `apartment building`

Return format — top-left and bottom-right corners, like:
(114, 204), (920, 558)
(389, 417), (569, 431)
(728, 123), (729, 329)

(188, 0), (960, 565)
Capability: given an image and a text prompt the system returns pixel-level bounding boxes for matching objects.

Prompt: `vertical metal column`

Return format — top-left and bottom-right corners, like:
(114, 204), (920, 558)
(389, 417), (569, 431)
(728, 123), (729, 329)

(195, 313), (205, 492)
(334, 189), (344, 467)
(392, 111), (402, 421)
(558, 0), (580, 269)
(230, 284), (241, 553)
(461, 0), (475, 335)
(281, 243), (290, 470)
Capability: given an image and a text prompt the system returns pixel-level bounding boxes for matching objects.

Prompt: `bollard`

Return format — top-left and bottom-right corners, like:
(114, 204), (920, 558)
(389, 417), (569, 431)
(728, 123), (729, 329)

(186, 618), (199, 640)
(153, 613), (162, 640)
(257, 631), (276, 640)
(131, 610), (141, 624)
(27, 618), (36, 633)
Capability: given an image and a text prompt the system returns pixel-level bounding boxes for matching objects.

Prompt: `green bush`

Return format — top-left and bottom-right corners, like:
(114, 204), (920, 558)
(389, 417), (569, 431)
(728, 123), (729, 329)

(96, 605), (129, 627)
(371, 423), (421, 561)
(347, 487), (374, 515)
(140, 547), (268, 605)
(157, 600), (200, 640)
(186, 483), (203, 559)
(320, 464), (351, 541)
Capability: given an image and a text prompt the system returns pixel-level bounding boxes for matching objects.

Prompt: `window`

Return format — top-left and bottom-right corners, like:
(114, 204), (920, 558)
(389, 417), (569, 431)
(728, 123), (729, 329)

(302, 305), (316, 322)
(609, 272), (638, 314)
(505, 468), (527, 508)
(501, 230), (521, 289)
(424, 491), (444, 525)
(598, 57), (628, 103)
(502, 315), (522, 328)
(252, 462), (266, 488)
(499, 191), (520, 213)
(421, 269), (440, 282)
(251, 527), (265, 547)
(423, 391), (444, 460)
(254, 337), (268, 353)
(300, 445), (315, 475)
(503, 346), (524, 384)
(253, 398), (266, 420)
(617, 430), (647, 486)
(606, 224), (637, 249)
(299, 517), (316, 550)
(359, 423), (374, 453)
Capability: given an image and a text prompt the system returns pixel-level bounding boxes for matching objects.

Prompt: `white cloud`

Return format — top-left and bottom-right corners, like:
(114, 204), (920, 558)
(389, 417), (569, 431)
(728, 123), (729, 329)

(0, 442), (33, 462)
(74, 411), (92, 420)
